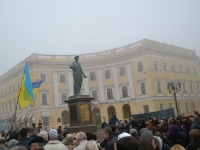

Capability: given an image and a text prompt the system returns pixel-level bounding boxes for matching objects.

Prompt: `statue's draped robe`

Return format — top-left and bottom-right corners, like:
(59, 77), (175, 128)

(69, 61), (83, 96)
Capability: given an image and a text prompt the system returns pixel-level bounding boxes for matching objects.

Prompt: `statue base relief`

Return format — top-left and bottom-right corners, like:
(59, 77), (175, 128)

(64, 95), (97, 133)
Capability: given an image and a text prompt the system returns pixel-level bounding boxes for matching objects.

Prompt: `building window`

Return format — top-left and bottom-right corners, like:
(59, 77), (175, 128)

(163, 62), (167, 71)
(197, 83), (200, 93)
(154, 61), (158, 70)
(104, 70), (111, 79)
(156, 80), (162, 93)
(171, 64), (175, 72)
(60, 74), (66, 83)
(61, 93), (67, 104)
(41, 93), (48, 105)
(91, 90), (98, 100)
(90, 72), (96, 81)
(190, 83), (193, 93)
(137, 62), (143, 72)
(140, 82), (146, 95)
(169, 103), (173, 108)
(43, 117), (49, 126)
(41, 74), (46, 83)
(143, 105), (149, 113)
(194, 66), (196, 74)
(180, 65), (183, 73)
(5, 103), (7, 113)
(62, 117), (67, 125)
(121, 86), (128, 98)
(119, 66), (126, 76)
(187, 66), (190, 73)
(193, 102), (196, 111)
(9, 101), (12, 112)
(182, 83), (187, 93)
(186, 103), (190, 114)
(160, 104), (164, 110)
(107, 88), (113, 99)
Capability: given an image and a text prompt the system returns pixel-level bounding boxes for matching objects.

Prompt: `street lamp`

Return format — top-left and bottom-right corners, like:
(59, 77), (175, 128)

(168, 81), (181, 116)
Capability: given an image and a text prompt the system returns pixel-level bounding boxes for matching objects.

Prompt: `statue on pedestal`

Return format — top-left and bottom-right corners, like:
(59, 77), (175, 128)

(69, 56), (87, 96)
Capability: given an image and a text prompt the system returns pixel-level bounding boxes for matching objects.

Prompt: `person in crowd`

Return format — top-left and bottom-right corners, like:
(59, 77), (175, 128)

(73, 132), (88, 150)
(180, 117), (191, 136)
(28, 136), (45, 150)
(37, 131), (48, 145)
(19, 123), (26, 130)
(121, 120), (129, 133)
(62, 134), (75, 150)
(100, 127), (117, 150)
(57, 129), (64, 142)
(29, 128), (37, 140)
(44, 129), (67, 150)
(0, 137), (8, 150)
(1, 132), (8, 142)
(153, 117), (160, 128)
(129, 128), (139, 140)
(109, 113), (119, 128)
(9, 146), (28, 150)
(115, 136), (139, 150)
(7, 132), (19, 149)
(57, 126), (62, 132)
(15, 128), (30, 150)
(190, 115), (200, 130)
(187, 129), (200, 150)
(160, 118), (169, 134)
(63, 126), (69, 138)
(85, 140), (98, 150)
(36, 123), (42, 134)
(101, 118), (108, 129)
(170, 144), (185, 150)
(129, 116), (138, 130)
(164, 125), (185, 147)
(139, 140), (154, 150)
(117, 132), (131, 140)
(137, 116), (146, 131)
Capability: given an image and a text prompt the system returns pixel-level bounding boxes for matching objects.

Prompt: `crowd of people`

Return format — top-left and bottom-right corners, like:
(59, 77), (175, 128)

(0, 111), (200, 150)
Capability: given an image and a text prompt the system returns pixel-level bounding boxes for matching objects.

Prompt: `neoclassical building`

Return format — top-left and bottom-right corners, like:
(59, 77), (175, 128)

(0, 39), (200, 129)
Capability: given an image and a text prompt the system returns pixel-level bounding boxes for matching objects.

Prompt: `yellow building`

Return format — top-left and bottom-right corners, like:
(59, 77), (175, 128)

(0, 39), (200, 130)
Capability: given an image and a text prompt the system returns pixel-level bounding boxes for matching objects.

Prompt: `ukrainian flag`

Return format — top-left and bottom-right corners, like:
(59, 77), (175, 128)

(167, 82), (171, 96)
(32, 80), (42, 96)
(18, 62), (35, 108)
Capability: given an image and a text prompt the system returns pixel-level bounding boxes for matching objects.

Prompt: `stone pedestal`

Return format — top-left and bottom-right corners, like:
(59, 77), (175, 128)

(64, 95), (97, 133)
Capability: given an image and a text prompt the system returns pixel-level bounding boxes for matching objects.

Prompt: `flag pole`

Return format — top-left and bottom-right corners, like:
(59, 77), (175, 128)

(24, 102), (35, 127)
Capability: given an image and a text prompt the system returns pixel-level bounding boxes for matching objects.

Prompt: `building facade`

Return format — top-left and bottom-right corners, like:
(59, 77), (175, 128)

(0, 39), (200, 129)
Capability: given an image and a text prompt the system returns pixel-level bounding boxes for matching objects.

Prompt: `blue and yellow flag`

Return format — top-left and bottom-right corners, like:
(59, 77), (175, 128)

(167, 82), (171, 96)
(18, 62), (35, 108)
(32, 80), (42, 96)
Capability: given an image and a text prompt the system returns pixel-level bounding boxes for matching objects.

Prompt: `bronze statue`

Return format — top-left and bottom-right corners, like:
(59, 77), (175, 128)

(69, 56), (87, 96)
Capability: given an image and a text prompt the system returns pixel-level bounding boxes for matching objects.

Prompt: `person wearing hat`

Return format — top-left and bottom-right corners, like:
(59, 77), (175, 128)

(28, 136), (45, 150)
(69, 56), (87, 96)
(44, 129), (68, 150)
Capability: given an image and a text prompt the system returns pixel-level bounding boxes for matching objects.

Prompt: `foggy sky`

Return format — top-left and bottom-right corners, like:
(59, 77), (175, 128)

(0, 0), (200, 76)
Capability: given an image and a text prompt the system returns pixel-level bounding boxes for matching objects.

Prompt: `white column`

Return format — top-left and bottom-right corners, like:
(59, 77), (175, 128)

(53, 72), (59, 107)
(127, 62), (135, 99)
(67, 70), (73, 96)
(83, 71), (89, 95)
(112, 66), (120, 101)
(98, 69), (105, 103)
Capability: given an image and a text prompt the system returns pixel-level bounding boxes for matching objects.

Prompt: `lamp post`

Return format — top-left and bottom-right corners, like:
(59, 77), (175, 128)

(168, 81), (181, 116)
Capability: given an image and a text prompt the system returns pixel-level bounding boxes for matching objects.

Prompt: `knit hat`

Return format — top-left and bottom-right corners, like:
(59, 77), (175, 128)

(7, 139), (18, 149)
(190, 123), (200, 130)
(193, 116), (200, 123)
(139, 130), (153, 142)
(153, 136), (163, 150)
(118, 132), (131, 140)
(48, 129), (58, 139)
(169, 125), (179, 134)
